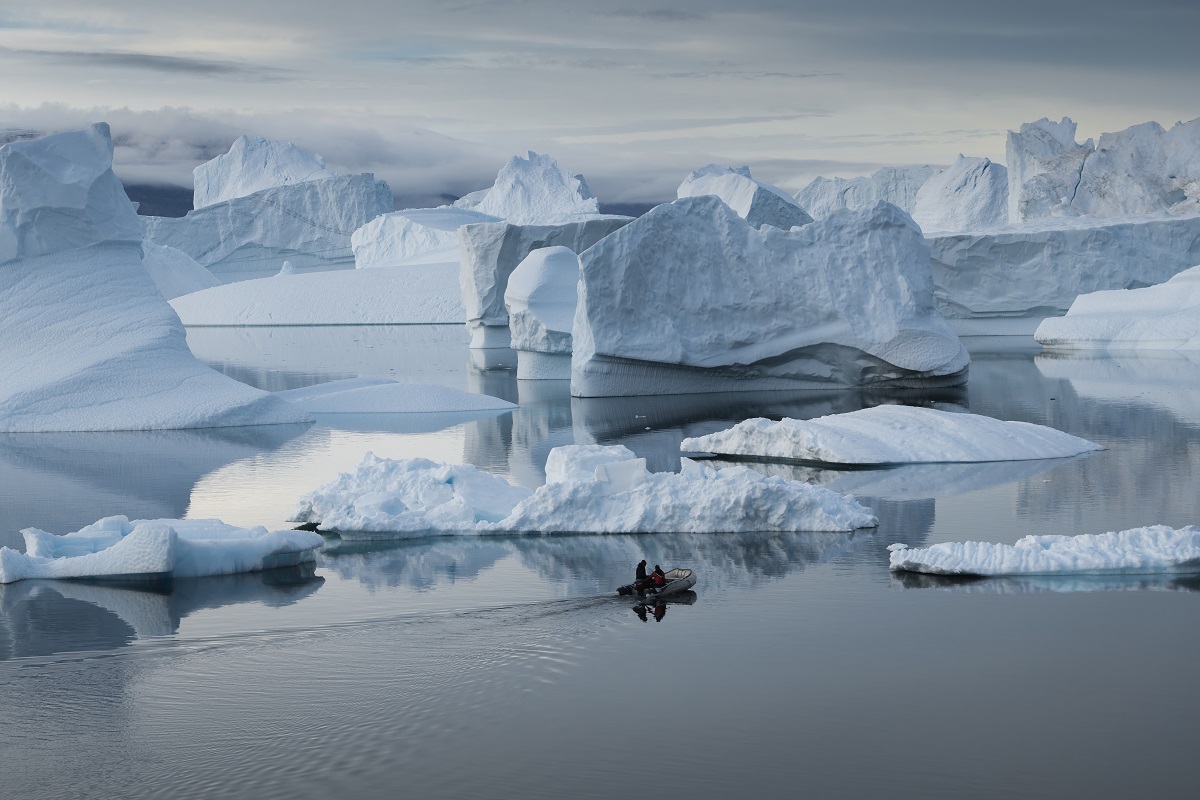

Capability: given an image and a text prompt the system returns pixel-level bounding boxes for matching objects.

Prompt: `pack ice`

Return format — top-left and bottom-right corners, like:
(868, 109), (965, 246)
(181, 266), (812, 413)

(504, 246), (579, 379)
(1034, 265), (1200, 350)
(677, 164), (812, 230)
(0, 516), (323, 584)
(571, 196), (969, 396)
(291, 444), (878, 538)
(0, 124), (310, 431)
(889, 526), (1200, 577)
(681, 405), (1102, 465)
(193, 135), (334, 209)
(795, 166), (934, 219)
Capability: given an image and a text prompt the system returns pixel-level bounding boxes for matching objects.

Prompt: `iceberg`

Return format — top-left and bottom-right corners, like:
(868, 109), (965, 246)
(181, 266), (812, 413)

(141, 241), (220, 300)
(193, 135), (334, 210)
(677, 164), (812, 230)
(471, 151), (600, 225)
(275, 378), (516, 413)
(459, 216), (632, 348)
(351, 207), (503, 268)
(170, 263), (464, 325)
(0, 124), (311, 432)
(0, 515), (324, 584)
(571, 197), (969, 396)
(291, 444), (878, 538)
(504, 246), (579, 379)
(1006, 116), (1094, 223)
(795, 165), (934, 219)
(680, 405), (1102, 465)
(889, 525), (1200, 577)
(1034, 265), (1200, 350)
(910, 155), (1008, 234)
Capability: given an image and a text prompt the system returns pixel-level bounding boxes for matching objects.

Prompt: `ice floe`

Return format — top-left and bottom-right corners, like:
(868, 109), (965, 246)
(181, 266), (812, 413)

(795, 166), (934, 219)
(681, 405), (1102, 465)
(275, 378), (515, 414)
(0, 516), (323, 584)
(193, 135), (335, 209)
(888, 525), (1200, 577)
(504, 246), (578, 379)
(677, 164), (812, 230)
(141, 241), (220, 300)
(351, 206), (502, 268)
(911, 155), (1008, 234)
(291, 444), (878, 538)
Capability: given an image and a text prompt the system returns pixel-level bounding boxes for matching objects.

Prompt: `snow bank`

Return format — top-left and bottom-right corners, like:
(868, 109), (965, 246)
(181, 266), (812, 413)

(193, 135), (334, 209)
(145, 173), (394, 282)
(0, 124), (310, 431)
(795, 166), (934, 219)
(889, 525), (1200, 577)
(472, 152), (600, 225)
(142, 241), (220, 299)
(911, 156), (1008, 234)
(351, 207), (502, 268)
(681, 405), (1101, 465)
(0, 515), (323, 583)
(170, 262), (464, 325)
(504, 246), (578, 378)
(677, 164), (812, 230)
(572, 197), (969, 396)
(459, 216), (631, 348)
(928, 211), (1200, 332)
(1035, 265), (1200, 350)
(275, 378), (515, 413)
(291, 445), (878, 538)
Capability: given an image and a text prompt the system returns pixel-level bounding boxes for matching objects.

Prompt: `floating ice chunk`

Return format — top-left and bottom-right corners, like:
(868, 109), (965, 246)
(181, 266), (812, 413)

(681, 405), (1102, 465)
(544, 443), (637, 484)
(352, 207), (503, 268)
(910, 155), (1008, 234)
(473, 152), (600, 225)
(193, 135), (335, 209)
(0, 515), (323, 584)
(505, 246), (580, 378)
(795, 166), (935, 219)
(275, 378), (516, 413)
(677, 164), (813, 230)
(141, 241), (220, 299)
(888, 525), (1200, 577)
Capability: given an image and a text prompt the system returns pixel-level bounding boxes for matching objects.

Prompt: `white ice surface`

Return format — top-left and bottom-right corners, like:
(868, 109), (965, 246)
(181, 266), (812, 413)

(889, 525), (1200, 577)
(473, 152), (600, 225)
(1034, 264), (1200, 350)
(0, 515), (323, 583)
(275, 378), (515, 413)
(141, 241), (220, 300)
(677, 164), (813, 230)
(681, 405), (1102, 465)
(291, 445), (878, 538)
(911, 155), (1008, 234)
(170, 262), (464, 325)
(351, 206), (503, 268)
(504, 245), (579, 356)
(193, 136), (334, 209)
(1006, 116), (1094, 223)
(795, 166), (935, 218)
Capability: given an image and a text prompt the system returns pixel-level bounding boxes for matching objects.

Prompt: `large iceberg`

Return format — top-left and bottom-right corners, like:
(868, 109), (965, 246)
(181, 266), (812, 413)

(193, 135), (334, 210)
(1006, 117), (1094, 223)
(141, 241), (220, 300)
(291, 444), (878, 538)
(910, 155), (1008, 234)
(459, 216), (632, 348)
(677, 164), (812, 230)
(0, 124), (310, 431)
(1034, 265), (1200, 350)
(571, 196), (969, 396)
(0, 515), (323, 584)
(889, 526), (1200, 577)
(795, 165), (935, 219)
(680, 405), (1102, 465)
(351, 207), (502, 268)
(470, 152), (600, 225)
(504, 246), (579, 379)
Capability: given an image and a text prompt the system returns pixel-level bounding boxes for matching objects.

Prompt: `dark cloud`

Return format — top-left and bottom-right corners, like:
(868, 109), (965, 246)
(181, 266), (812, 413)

(0, 46), (296, 79)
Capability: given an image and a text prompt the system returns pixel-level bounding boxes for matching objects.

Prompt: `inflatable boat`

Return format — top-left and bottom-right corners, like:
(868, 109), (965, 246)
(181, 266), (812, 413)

(616, 567), (696, 598)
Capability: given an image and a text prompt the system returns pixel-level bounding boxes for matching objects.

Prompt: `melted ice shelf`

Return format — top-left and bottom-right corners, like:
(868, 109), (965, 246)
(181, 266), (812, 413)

(888, 526), (1200, 577)
(680, 405), (1102, 465)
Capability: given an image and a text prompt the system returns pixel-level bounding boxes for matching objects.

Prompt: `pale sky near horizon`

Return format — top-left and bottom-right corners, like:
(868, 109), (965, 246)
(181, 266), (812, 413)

(2, 0), (1197, 203)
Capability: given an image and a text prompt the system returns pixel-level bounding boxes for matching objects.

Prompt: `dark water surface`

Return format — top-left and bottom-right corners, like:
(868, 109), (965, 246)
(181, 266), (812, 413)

(1, 331), (1197, 799)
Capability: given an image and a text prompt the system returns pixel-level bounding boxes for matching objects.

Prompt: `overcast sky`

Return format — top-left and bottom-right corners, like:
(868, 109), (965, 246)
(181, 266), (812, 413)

(2, 0), (1197, 203)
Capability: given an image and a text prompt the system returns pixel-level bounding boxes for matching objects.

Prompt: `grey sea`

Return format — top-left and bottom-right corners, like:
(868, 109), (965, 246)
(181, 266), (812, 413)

(2, 327), (1197, 799)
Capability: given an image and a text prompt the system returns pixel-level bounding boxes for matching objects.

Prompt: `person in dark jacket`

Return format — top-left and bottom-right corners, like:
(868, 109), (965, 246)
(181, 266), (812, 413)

(635, 560), (648, 582)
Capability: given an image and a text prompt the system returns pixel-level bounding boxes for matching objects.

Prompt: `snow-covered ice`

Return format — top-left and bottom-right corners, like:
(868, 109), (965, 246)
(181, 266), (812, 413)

(795, 166), (934, 218)
(170, 263), (464, 325)
(889, 525), (1200, 577)
(0, 124), (310, 432)
(291, 444), (878, 538)
(911, 155), (1008, 234)
(351, 207), (502, 268)
(1035, 265), (1200, 350)
(0, 515), (323, 584)
(677, 164), (812, 230)
(459, 216), (631, 348)
(193, 135), (334, 210)
(504, 246), (578, 379)
(681, 405), (1102, 465)
(571, 196), (969, 396)
(141, 241), (220, 300)
(470, 152), (601, 225)
(275, 378), (515, 413)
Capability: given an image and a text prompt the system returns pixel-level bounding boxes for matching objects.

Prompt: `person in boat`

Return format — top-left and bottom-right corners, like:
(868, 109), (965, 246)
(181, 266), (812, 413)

(650, 565), (667, 588)
(635, 559), (648, 584)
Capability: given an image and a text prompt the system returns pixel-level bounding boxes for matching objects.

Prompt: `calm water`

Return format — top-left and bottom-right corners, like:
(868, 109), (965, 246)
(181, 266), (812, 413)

(2, 328), (1198, 799)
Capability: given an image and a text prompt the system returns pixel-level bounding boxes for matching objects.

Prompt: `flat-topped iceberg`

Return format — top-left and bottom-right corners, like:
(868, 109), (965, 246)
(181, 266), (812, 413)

(142, 241), (220, 299)
(470, 151), (600, 225)
(677, 164), (812, 230)
(351, 207), (503, 268)
(275, 378), (516, 413)
(889, 525), (1200, 577)
(291, 444), (878, 538)
(0, 124), (310, 432)
(911, 155), (1008, 234)
(681, 405), (1102, 465)
(1034, 265), (1200, 350)
(571, 196), (969, 396)
(504, 246), (579, 379)
(193, 135), (334, 209)
(795, 166), (934, 219)
(0, 516), (323, 584)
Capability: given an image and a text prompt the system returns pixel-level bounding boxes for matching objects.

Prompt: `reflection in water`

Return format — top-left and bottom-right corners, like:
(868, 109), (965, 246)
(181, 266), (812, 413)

(631, 590), (697, 623)
(1035, 350), (1200, 427)
(892, 570), (1200, 595)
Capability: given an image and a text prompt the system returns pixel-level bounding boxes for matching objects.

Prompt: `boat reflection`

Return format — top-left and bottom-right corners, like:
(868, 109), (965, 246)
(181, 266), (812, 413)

(631, 589), (697, 623)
